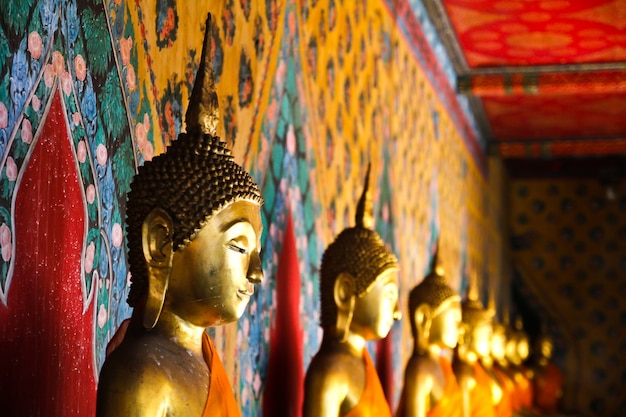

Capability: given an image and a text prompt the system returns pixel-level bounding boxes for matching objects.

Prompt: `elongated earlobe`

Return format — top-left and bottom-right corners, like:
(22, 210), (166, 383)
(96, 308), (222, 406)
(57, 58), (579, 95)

(414, 303), (432, 354)
(141, 208), (174, 329)
(334, 273), (356, 342)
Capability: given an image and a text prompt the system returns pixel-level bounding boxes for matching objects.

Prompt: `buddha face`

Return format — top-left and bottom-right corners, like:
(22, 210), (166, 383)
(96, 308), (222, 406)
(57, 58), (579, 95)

(350, 268), (401, 340)
(506, 334), (521, 364)
(429, 299), (462, 349)
(166, 200), (263, 327)
(517, 334), (530, 361)
(471, 322), (492, 359)
(538, 337), (553, 359)
(491, 328), (506, 361)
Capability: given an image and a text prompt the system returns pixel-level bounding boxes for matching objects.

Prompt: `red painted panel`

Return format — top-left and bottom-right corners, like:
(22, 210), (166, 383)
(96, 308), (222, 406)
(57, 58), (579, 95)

(443, 0), (626, 67)
(482, 93), (626, 140)
(0, 90), (96, 416)
(263, 211), (304, 417)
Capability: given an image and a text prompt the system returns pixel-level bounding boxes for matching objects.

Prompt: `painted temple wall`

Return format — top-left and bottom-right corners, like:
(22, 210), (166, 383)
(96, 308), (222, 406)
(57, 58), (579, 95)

(0, 1), (508, 415)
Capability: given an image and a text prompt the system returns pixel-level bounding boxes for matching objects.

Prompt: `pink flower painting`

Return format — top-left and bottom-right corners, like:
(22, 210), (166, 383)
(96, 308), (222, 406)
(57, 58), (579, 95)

(135, 122), (147, 148)
(126, 64), (136, 91)
(31, 95), (41, 112)
(44, 64), (55, 88)
(61, 71), (72, 96)
(21, 119), (32, 144)
(96, 144), (107, 167)
(0, 102), (8, 129)
(84, 242), (95, 274)
(77, 140), (87, 163)
(143, 141), (154, 161)
(97, 304), (108, 328)
(74, 54), (87, 81)
(86, 184), (96, 204)
(52, 51), (65, 74)
(120, 37), (132, 66)
(111, 223), (123, 248)
(28, 31), (43, 60)
(0, 223), (12, 262)
(5, 157), (17, 181)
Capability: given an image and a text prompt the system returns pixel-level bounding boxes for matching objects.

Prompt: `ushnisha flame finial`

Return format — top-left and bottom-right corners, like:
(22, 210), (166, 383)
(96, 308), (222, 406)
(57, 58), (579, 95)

(430, 238), (445, 277)
(462, 270), (493, 327)
(467, 270), (479, 302)
(355, 163), (374, 230)
(185, 13), (220, 136)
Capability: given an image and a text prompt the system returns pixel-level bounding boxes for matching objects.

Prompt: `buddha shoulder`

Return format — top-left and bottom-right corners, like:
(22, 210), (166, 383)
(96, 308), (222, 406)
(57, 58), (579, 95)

(406, 352), (440, 378)
(306, 348), (365, 386)
(97, 333), (208, 415)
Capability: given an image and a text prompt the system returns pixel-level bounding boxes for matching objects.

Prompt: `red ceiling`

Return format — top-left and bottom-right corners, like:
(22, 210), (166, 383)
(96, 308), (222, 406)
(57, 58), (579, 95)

(444, 0), (626, 68)
(427, 0), (626, 158)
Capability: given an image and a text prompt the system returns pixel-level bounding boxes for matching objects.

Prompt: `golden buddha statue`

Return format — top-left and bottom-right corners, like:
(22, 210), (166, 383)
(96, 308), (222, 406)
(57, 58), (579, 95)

(532, 328), (563, 414)
(490, 320), (516, 417)
(453, 282), (496, 417)
(303, 166), (401, 417)
(96, 15), (263, 417)
(396, 244), (463, 417)
(506, 317), (533, 412)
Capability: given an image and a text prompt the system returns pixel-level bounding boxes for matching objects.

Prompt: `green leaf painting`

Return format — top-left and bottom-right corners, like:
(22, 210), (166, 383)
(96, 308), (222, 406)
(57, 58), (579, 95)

(0, 25), (11, 62)
(101, 71), (126, 140)
(81, 8), (112, 78)
(112, 135), (134, 196)
(0, 0), (34, 38)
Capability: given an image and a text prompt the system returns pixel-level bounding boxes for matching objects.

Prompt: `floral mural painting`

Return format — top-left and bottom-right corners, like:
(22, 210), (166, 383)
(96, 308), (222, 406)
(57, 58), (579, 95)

(0, 0), (136, 414)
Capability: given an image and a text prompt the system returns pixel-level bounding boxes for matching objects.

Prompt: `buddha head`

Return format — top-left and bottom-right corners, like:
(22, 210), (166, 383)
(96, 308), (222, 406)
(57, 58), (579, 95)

(408, 244), (461, 354)
(535, 330), (554, 361)
(460, 284), (494, 360)
(319, 166), (401, 342)
(126, 15), (264, 329)
(513, 317), (530, 363)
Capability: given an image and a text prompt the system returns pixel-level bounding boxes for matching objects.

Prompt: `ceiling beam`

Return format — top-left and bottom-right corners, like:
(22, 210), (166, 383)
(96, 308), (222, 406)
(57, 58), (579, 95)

(497, 138), (626, 158)
(458, 70), (626, 96)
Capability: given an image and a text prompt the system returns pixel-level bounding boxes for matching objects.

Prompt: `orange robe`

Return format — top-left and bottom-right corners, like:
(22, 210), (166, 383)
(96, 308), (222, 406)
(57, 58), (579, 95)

(202, 332), (241, 417)
(472, 363), (497, 417)
(515, 368), (533, 410)
(428, 357), (463, 417)
(396, 357), (463, 417)
(345, 349), (392, 417)
(492, 367), (514, 417)
(533, 363), (563, 414)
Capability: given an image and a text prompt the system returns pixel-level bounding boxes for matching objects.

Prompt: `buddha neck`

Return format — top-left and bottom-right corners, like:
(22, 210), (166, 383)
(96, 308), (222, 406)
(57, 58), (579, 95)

(323, 328), (366, 357)
(495, 356), (508, 368)
(480, 355), (493, 369)
(536, 356), (550, 368)
(458, 347), (478, 365)
(152, 309), (206, 357)
(412, 337), (445, 359)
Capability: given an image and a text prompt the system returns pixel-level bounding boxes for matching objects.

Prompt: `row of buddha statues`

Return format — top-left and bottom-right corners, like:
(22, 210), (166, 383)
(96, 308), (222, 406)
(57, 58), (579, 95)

(95, 15), (563, 417)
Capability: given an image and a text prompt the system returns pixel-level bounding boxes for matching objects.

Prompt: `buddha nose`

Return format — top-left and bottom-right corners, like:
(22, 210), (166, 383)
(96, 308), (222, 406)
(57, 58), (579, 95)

(393, 300), (402, 321)
(247, 251), (264, 284)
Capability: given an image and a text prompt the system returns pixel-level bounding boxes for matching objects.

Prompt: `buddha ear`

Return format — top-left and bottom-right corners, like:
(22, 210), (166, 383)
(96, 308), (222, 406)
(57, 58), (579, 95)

(141, 208), (174, 329)
(414, 303), (432, 351)
(334, 272), (356, 342)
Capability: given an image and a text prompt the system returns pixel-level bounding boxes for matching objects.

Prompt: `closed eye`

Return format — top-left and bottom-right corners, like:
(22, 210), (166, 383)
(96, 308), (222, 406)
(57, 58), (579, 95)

(227, 243), (248, 254)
